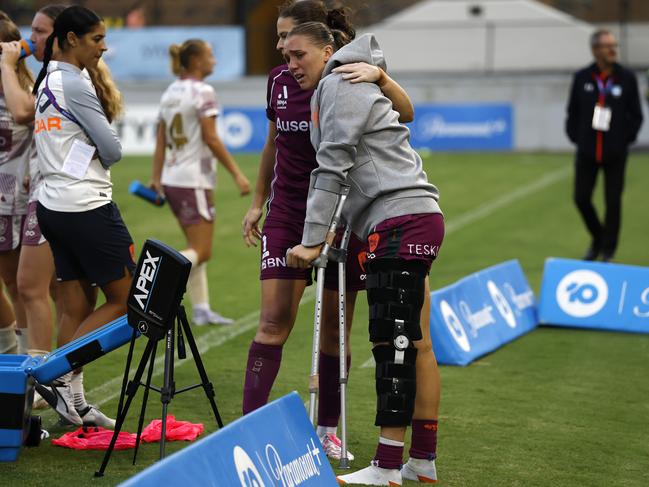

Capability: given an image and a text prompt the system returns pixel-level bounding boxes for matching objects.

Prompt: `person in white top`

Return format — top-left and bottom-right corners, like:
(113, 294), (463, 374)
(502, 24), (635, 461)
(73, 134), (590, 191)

(150, 39), (250, 326)
(31, 5), (133, 429)
(0, 5), (120, 421)
(0, 13), (31, 355)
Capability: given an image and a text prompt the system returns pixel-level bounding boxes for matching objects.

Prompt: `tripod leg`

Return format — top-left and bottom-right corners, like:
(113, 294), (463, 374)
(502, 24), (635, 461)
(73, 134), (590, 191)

(116, 328), (138, 420)
(159, 325), (176, 459)
(95, 339), (156, 477)
(132, 339), (158, 465)
(178, 306), (224, 428)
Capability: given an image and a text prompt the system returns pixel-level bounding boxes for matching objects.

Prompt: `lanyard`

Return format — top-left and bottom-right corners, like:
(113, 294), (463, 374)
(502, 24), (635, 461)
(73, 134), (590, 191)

(43, 74), (81, 126)
(593, 74), (613, 105)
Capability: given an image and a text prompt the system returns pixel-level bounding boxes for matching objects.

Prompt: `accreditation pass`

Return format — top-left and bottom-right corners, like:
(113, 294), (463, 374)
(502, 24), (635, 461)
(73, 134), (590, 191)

(592, 105), (612, 132)
(62, 139), (96, 179)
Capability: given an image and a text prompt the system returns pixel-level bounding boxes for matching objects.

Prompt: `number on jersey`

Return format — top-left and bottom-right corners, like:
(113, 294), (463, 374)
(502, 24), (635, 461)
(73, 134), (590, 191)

(168, 113), (188, 149)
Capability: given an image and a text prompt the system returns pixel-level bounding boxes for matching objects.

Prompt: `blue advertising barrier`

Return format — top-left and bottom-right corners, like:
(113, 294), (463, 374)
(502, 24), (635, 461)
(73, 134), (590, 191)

(539, 258), (649, 333)
(407, 103), (513, 151)
(218, 107), (269, 153)
(429, 260), (537, 366)
(21, 27), (245, 82)
(120, 392), (336, 487)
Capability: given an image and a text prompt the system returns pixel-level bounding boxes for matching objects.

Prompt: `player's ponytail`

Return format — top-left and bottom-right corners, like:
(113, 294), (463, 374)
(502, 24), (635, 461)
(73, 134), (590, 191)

(32, 33), (54, 94)
(169, 43), (182, 75)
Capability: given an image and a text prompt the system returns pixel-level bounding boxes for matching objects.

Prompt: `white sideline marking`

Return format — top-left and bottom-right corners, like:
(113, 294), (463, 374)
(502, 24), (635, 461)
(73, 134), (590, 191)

(359, 166), (571, 370)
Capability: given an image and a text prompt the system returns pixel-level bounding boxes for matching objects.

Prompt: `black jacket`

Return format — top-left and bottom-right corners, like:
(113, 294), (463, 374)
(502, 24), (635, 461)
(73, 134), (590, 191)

(566, 63), (643, 161)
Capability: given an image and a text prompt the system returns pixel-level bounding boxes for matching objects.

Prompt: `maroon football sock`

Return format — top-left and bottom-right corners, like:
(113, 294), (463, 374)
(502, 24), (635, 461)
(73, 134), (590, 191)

(242, 341), (283, 415)
(409, 419), (438, 460)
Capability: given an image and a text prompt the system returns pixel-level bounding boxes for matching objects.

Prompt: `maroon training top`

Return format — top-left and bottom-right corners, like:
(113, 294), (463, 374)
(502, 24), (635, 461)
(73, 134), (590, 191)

(264, 64), (317, 225)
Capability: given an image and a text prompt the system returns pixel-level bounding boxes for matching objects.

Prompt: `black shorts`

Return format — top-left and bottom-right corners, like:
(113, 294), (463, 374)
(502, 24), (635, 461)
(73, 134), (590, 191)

(36, 202), (136, 287)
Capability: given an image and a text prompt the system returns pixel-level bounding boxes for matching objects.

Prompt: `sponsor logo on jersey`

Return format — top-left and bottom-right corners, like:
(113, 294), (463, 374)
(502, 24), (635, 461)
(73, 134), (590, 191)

(276, 116), (310, 133)
(276, 85), (289, 110)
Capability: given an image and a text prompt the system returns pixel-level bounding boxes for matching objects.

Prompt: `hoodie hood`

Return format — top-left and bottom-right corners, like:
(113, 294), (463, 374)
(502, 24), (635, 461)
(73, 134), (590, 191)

(322, 33), (386, 78)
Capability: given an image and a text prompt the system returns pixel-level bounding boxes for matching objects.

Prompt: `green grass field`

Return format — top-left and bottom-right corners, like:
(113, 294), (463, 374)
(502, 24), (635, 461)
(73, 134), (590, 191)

(1, 151), (648, 486)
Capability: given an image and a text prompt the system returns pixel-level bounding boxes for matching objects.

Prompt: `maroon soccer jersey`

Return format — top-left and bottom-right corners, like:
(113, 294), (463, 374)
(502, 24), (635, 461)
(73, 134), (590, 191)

(265, 65), (317, 224)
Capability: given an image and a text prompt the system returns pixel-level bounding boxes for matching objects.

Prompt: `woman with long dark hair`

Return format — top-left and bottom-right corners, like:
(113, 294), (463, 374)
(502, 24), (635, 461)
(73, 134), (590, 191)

(31, 5), (133, 428)
(240, 0), (416, 461)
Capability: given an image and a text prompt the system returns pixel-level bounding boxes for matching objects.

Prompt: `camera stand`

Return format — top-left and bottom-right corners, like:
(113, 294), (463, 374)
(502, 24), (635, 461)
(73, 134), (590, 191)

(95, 305), (223, 477)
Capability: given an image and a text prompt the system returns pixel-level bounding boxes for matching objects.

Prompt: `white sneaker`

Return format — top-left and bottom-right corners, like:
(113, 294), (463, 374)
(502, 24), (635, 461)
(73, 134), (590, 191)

(337, 461), (401, 486)
(78, 405), (116, 429)
(401, 457), (438, 483)
(321, 433), (355, 461)
(193, 308), (234, 326)
(35, 383), (82, 426)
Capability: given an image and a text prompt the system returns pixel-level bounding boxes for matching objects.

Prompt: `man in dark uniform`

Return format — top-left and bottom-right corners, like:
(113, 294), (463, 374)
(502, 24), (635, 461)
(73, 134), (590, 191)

(566, 29), (643, 262)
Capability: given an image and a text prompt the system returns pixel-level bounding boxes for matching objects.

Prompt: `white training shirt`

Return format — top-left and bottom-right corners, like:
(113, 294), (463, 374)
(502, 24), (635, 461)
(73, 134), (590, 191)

(158, 78), (219, 189)
(0, 90), (31, 215)
(34, 61), (121, 212)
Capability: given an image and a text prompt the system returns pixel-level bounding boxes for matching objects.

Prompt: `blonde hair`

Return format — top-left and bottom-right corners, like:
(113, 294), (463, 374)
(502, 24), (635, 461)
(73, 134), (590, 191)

(87, 59), (123, 123)
(0, 17), (35, 93)
(169, 39), (207, 76)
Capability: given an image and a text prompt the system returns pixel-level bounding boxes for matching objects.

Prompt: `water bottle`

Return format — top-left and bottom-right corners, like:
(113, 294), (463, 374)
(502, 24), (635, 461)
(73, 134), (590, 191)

(0, 39), (34, 60)
(129, 181), (166, 206)
(19, 39), (35, 59)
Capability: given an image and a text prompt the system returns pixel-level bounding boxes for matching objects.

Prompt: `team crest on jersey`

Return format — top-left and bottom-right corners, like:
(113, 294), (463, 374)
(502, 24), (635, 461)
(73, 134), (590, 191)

(27, 214), (38, 230)
(276, 85), (289, 109)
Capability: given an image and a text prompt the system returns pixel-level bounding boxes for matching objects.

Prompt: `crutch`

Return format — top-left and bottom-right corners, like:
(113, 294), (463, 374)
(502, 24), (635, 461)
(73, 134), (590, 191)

(306, 180), (351, 467)
(337, 225), (352, 469)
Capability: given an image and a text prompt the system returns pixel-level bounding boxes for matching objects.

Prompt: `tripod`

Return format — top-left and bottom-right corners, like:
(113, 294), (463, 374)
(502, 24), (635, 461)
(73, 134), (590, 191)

(95, 305), (223, 477)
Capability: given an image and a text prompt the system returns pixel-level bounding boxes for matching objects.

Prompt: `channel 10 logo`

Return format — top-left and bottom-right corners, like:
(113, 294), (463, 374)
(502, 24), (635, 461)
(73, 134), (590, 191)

(556, 270), (609, 318)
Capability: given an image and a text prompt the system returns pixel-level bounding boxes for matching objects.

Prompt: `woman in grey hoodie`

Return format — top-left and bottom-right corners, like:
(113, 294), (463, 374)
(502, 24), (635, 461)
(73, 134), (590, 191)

(285, 22), (444, 486)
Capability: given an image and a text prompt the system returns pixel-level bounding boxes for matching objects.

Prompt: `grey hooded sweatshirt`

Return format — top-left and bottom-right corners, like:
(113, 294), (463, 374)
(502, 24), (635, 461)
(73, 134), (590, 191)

(302, 34), (441, 247)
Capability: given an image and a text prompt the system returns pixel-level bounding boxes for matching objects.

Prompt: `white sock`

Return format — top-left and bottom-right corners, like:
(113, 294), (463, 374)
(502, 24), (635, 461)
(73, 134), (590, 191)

(70, 371), (89, 411)
(0, 323), (17, 354)
(180, 248), (199, 267)
(317, 425), (337, 438)
(28, 349), (50, 357)
(188, 262), (210, 310)
(15, 328), (29, 355)
(379, 436), (405, 447)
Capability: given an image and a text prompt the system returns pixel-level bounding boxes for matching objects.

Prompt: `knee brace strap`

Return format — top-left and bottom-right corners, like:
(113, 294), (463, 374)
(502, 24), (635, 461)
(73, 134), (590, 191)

(373, 344), (417, 426)
(366, 258), (427, 343)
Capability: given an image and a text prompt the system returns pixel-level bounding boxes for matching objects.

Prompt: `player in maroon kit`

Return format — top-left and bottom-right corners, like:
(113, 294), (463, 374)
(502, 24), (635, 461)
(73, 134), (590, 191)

(240, 0), (415, 461)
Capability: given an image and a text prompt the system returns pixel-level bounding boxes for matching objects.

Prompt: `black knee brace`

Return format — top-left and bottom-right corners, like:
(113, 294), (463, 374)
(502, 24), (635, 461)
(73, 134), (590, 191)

(366, 258), (428, 426)
(366, 258), (427, 343)
(373, 345), (417, 426)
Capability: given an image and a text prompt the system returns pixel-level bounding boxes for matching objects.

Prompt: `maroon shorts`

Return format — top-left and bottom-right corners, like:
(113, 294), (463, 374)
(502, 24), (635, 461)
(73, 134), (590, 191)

(22, 201), (46, 247)
(366, 213), (445, 272)
(163, 185), (214, 226)
(260, 218), (366, 292)
(0, 214), (25, 252)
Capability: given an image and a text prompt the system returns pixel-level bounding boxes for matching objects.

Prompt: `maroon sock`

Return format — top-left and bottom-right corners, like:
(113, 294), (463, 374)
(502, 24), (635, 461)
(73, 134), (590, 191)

(242, 341), (283, 415)
(317, 352), (351, 428)
(373, 440), (404, 470)
(409, 419), (438, 460)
